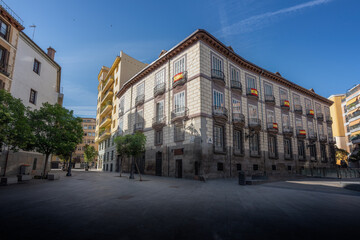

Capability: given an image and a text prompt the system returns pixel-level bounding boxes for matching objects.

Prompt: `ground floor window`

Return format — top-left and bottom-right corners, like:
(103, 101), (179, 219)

(195, 161), (199, 175)
(236, 164), (241, 171)
(32, 158), (37, 170)
(174, 125), (185, 142)
(110, 163), (113, 172)
(320, 144), (327, 162)
(249, 133), (260, 157)
(298, 140), (306, 160)
(233, 129), (244, 155)
(217, 162), (224, 171)
(288, 165), (292, 171)
(309, 144), (317, 161)
(155, 130), (163, 145)
(214, 125), (225, 152)
(284, 138), (292, 159)
(272, 165), (276, 171)
(106, 164), (108, 171)
(253, 164), (259, 171)
(268, 135), (277, 158)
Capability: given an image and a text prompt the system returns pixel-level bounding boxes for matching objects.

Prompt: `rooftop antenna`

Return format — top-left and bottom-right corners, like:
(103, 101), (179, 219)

(29, 25), (36, 40)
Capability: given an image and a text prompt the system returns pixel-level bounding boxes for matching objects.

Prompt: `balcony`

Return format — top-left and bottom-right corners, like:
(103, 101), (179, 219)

(101, 90), (113, 103)
(326, 116), (333, 124)
(248, 118), (261, 131)
(99, 117), (111, 129)
(135, 94), (145, 107)
(118, 108), (124, 117)
(173, 71), (187, 88)
(211, 69), (225, 84)
(102, 77), (114, 92)
(152, 116), (166, 129)
(264, 95), (275, 105)
(230, 80), (242, 92)
(306, 109), (315, 118)
(296, 129), (306, 139)
(232, 112), (245, 128)
(212, 106), (228, 123)
(233, 148), (244, 156)
(246, 88), (259, 100)
(171, 107), (189, 123)
(281, 100), (290, 110)
(134, 122), (144, 132)
(154, 82), (166, 97)
(100, 101), (112, 117)
(98, 129), (110, 141)
(283, 126), (294, 137)
(328, 137), (336, 144)
(316, 113), (324, 121)
(319, 134), (327, 143)
(267, 122), (278, 134)
(294, 105), (303, 115)
(308, 133), (318, 142)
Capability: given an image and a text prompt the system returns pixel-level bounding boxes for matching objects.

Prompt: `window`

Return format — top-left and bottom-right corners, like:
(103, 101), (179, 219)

(327, 126), (333, 138)
(174, 91), (185, 113)
(293, 94), (301, 106)
(0, 79), (5, 90)
(264, 83), (273, 96)
(232, 99), (241, 113)
(305, 99), (312, 110)
(296, 118), (302, 130)
(213, 90), (224, 107)
(156, 101), (164, 121)
(272, 165), (276, 171)
(287, 166), (292, 171)
(106, 152), (109, 161)
(174, 125), (185, 141)
(137, 82), (144, 96)
(33, 59), (41, 75)
(236, 164), (242, 171)
(32, 158), (37, 170)
(111, 150), (114, 160)
(249, 133), (260, 156)
(217, 162), (224, 171)
(230, 66), (240, 82)
(214, 125), (224, 152)
(155, 69), (165, 86)
(316, 103), (322, 114)
(155, 130), (163, 145)
(0, 20), (9, 40)
(309, 144), (317, 160)
(320, 144), (327, 162)
(233, 130), (243, 155)
(246, 75), (256, 89)
(174, 56), (185, 75)
(253, 164), (259, 171)
(119, 97), (125, 114)
(29, 89), (37, 104)
(212, 55), (223, 77)
(268, 135), (277, 158)
(135, 110), (144, 124)
(0, 46), (9, 73)
(282, 114), (290, 127)
(118, 117), (123, 134)
(298, 140), (306, 160)
(84, 125), (88, 130)
(266, 110), (275, 123)
(284, 138), (292, 159)
(308, 121), (314, 135)
(279, 88), (288, 101)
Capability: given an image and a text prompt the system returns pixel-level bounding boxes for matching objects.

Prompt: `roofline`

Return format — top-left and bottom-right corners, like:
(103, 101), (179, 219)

(116, 29), (333, 105)
(328, 94), (345, 99)
(0, 4), (24, 31)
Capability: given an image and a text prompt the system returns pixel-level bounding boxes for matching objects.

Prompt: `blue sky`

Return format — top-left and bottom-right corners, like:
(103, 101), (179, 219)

(7, 0), (360, 117)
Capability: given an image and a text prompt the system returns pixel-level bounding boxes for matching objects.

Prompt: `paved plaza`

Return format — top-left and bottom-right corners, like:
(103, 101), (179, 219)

(1, 170), (360, 240)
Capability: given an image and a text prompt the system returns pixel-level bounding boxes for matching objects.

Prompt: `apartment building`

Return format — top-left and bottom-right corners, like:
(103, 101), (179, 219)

(0, 1), (24, 91)
(73, 118), (98, 166)
(107, 29), (334, 179)
(95, 51), (147, 171)
(328, 94), (346, 151)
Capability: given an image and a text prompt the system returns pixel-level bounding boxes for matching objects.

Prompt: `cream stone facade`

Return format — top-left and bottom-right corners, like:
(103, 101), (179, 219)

(101, 29), (335, 179)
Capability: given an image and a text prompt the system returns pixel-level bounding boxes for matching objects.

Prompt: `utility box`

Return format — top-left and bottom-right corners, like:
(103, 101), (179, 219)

(238, 171), (246, 185)
(19, 165), (31, 175)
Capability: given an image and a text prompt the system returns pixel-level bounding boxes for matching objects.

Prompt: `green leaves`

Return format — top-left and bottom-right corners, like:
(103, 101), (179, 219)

(115, 132), (146, 159)
(84, 144), (98, 163)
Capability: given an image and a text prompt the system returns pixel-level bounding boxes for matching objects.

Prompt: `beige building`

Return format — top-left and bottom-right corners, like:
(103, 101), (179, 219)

(0, 2), (24, 91)
(328, 94), (346, 150)
(104, 29), (335, 179)
(74, 118), (98, 166)
(95, 51), (147, 171)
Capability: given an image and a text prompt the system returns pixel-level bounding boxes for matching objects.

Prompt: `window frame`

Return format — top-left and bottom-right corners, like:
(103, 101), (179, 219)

(213, 124), (225, 153)
(33, 59), (41, 75)
(29, 89), (37, 105)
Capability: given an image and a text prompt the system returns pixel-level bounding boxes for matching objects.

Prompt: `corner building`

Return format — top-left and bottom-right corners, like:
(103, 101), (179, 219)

(114, 29), (334, 179)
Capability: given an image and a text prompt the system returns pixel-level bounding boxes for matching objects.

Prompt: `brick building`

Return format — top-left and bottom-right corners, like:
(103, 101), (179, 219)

(74, 118), (98, 167)
(98, 29), (335, 179)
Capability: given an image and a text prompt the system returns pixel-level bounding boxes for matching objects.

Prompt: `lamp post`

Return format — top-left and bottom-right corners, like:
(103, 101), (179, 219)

(66, 152), (73, 176)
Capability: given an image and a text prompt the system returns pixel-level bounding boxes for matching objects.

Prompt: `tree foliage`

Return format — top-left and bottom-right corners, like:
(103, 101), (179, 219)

(84, 144), (98, 168)
(335, 146), (349, 166)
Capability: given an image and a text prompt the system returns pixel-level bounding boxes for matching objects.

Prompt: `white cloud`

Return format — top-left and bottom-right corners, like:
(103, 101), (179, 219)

(219, 0), (332, 36)
(65, 105), (96, 118)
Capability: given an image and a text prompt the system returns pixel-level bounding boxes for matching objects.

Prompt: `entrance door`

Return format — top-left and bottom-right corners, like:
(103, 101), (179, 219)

(155, 152), (162, 176)
(176, 159), (182, 178)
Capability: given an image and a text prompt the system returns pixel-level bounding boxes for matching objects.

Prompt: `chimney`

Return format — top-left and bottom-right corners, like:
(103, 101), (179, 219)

(47, 47), (56, 60)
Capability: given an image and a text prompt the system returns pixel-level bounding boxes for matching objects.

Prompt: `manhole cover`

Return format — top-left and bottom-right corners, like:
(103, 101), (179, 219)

(118, 195), (134, 200)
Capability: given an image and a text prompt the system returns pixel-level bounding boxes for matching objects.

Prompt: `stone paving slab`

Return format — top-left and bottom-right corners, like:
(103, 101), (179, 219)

(0, 170), (359, 240)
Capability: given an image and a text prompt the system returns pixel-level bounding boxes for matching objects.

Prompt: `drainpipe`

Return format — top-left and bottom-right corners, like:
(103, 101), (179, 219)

(167, 58), (171, 176)
(226, 56), (232, 177)
(259, 70), (266, 176)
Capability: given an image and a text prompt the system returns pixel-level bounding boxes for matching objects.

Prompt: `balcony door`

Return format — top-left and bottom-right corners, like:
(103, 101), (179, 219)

(174, 91), (185, 113)
(156, 101), (164, 121)
(213, 90), (224, 108)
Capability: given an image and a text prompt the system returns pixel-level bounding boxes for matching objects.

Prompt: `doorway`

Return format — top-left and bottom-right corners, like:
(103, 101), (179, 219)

(156, 152), (162, 176)
(176, 159), (182, 178)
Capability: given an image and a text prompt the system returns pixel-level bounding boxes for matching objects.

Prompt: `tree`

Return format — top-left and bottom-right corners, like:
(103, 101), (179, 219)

(115, 135), (129, 177)
(30, 103), (83, 177)
(128, 132), (146, 180)
(0, 90), (33, 176)
(84, 144), (98, 171)
(335, 146), (349, 167)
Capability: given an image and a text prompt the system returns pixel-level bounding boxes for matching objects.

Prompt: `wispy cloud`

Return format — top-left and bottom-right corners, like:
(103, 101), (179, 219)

(65, 106), (96, 118)
(219, 0), (332, 36)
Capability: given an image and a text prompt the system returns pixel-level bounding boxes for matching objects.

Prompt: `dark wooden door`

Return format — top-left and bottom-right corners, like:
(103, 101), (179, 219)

(176, 159), (182, 178)
(155, 152), (162, 176)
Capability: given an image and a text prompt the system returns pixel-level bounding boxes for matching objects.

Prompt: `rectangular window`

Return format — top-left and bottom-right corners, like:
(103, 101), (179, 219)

(230, 66), (240, 82)
(0, 46), (9, 74)
(174, 125), (185, 141)
(0, 20), (9, 40)
(174, 91), (185, 113)
(296, 118), (302, 129)
(272, 165), (277, 171)
(156, 101), (164, 121)
(213, 90), (224, 107)
(0, 79), (5, 90)
(298, 140), (306, 160)
(249, 133), (260, 156)
(155, 68), (165, 86)
(282, 114), (290, 127)
(284, 138), (292, 159)
(155, 130), (163, 145)
(253, 164), (259, 171)
(305, 99), (312, 110)
(106, 152), (109, 161)
(320, 144), (327, 162)
(29, 89), (37, 104)
(233, 130), (243, 155)
(214, 125), (224, 152)
(212, 55), (223, 73)
(316, 103), (322, 114)
(248, 104), (258, 118)
(246, 75), (256, 89)
(111, 150), (114, 160)
(32, 158), (37, 170)
(293, 94), (301, 106)
(279, 88), (288, 101)
(266, 109), (275, 123)
(268, 135), (277, 158)
(33, 59), (41, 75)
(264, 83), (273, 96)
(307, 121), (314, 135)
(135, 109), (144, 124)
(118, 117), (123, 134)
(327, 126), (333, 138)
(174, 56), (185, 75)
(136, 82), (144, 96)
(217, 162), (224, 171)
(232, 99), (241, 113)
(236, 164), (242, 171)
(119, 97), (125, 114)
(309, 144), (317, 160)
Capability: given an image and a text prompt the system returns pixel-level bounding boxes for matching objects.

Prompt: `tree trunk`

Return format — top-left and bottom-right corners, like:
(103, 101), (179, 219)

(119, 156), (123, 177)
(134, 158), (142, 181)
(3, 146), (10, 176)
(66, 153), (72, 176)
(42, 153), (50, 178)
(129, 157), (134, 179)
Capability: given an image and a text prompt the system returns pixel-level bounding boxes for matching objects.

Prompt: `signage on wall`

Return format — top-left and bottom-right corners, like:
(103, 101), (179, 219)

(173, 72), (184, 82)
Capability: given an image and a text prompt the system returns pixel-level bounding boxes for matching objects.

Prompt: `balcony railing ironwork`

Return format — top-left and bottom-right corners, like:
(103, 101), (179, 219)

(135, 94), (145, 107)
(319, 134), (327, 143)
(316, 113), (324, 121)
(308, 133), (318, 141)
(294, 105), (302, 115)
(134, 122), (144, 132)
(212, 106), (228, 122)
(306, 109), (315, 118)
(211, 69), (225, 83)
(265, 95), (275, 104)
(230, 80), (242, 91)
(173, 71), (187, 88)
(152, 116), (166, 129)
(248, 118), (261, 130)
(296, 129), (306, 138)
(154, 82), (166, 97)
(232, 112), (245, 127)
(283, 126), (294, 136)
(281, 100), (290, 110)
(246, 88), (259, 99)
(326, 116), (333, 124)
(171, 107), (189, 122)
(267, 122), (278, 134)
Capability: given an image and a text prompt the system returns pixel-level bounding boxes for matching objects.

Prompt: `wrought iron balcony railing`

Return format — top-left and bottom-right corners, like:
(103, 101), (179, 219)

(319, 134), (327, 143)
(134, 122), (144, 132)
(173, 71), (187, 88)
(154, 82), (166, 97)
(211, 69), (225, 83)
(283, 126), (294, 136)
(212, 106), (228, 120)
(232, 112), (245, 127)
(316, 113), (324, 121)
(265, 95), (275, 104)
(230, 80), (242, 91)
(152, 116), (166, 129)
(135, 94), (145, 107)
(294, 105), (303, 115)
(248, 118), (261, 130)
(171, 107), (189, 122)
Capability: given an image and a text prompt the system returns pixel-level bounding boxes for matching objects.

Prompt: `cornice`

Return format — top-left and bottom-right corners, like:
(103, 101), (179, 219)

(0, 7), (24, 31)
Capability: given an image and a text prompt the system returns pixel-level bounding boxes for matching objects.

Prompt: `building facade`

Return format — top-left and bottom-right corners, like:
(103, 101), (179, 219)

(74, 118), (98, 166)
(95, 51), (147, 171)
(0, 2), (24, 91)
(107, 29), (335, 179)
(0, 28), (62, 176)
(328, 94), (346, 151)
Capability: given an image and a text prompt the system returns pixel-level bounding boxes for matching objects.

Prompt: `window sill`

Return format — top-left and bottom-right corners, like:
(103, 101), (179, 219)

(269, 156), (278, 160)
(250, 154), (261, 158)
(233, 152), (244, 157)
(284, 157), (293, 161)
(214, 149), (226, 155)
